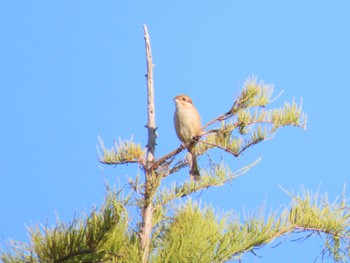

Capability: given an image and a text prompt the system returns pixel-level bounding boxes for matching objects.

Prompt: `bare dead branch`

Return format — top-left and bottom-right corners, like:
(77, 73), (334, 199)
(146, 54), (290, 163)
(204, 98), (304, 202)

(140, 24), (156, 263)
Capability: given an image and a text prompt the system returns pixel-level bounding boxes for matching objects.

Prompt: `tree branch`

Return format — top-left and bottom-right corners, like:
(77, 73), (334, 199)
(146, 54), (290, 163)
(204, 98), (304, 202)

(140, 24), (156, 263)
(293, 226), (350, 240)
(150, 144), (186, 171)
(198, 139), (239, 157)
(201, 111), (232, 132)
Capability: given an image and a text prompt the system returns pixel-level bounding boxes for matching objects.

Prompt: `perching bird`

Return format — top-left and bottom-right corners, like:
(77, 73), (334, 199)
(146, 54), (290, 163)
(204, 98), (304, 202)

(173, 94), (201, 181)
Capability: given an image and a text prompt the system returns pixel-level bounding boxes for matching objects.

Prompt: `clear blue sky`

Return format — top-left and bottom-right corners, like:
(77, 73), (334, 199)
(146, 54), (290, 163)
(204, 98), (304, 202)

(1, 1), (349, 262)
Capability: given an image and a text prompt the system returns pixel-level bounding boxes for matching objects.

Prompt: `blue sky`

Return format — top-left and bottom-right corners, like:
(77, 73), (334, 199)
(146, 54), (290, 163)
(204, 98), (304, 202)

(1, 1), (349, 262)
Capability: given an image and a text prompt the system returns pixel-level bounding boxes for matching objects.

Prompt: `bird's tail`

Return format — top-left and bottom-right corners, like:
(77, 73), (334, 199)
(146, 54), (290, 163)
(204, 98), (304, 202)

(187, 151), (200, 181)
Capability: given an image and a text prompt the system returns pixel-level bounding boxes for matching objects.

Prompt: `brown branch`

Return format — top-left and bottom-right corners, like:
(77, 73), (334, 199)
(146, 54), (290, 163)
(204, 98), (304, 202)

(227, 224), (350, 260)
(150, 144), (186, 171)
(201, 111), (232, 131)
(168, 160), (188, 173)
(293, 225), (350, 240)
(151, 114), (302, 181)
(200, 85), (273, 132)
(237, 137), (265, 156)
(199, 131), (266, 158)
(161, 159), (188, 179)
(59, 249), (95, 262)
(198, 140), (239, 157)
(99, 160), (140, 165)
(198, 116), (306, 158)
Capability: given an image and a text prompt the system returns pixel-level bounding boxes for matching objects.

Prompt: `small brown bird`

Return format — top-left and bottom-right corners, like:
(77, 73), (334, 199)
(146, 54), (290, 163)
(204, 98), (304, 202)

(173, 94), (201, 181)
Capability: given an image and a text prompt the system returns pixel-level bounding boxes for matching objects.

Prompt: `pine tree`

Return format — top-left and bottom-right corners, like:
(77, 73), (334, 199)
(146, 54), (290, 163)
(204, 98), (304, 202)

(2, 25), (350, 263)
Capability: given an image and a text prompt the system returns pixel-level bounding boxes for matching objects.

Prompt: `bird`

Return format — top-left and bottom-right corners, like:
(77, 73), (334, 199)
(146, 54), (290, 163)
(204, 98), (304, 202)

(173, 94), (201, 181)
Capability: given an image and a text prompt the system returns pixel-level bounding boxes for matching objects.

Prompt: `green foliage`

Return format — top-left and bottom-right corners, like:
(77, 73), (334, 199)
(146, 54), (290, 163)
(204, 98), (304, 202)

(2, 189), (350, 262)
(152, 201), (224, 263)
(230, 76), (273, 113)
(152, 190), (350, 263)
(2, 192), (140, 263)
(98, 136), (145, 165)
(197, 76), (306, 160)
(6, 76), (350, 263)
(155, 159), (261, 208)
(288, 188), (350, 262)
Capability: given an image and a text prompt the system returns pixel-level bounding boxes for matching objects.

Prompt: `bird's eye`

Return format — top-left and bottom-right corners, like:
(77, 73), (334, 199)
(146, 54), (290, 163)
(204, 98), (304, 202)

(182, 97), (186, 101)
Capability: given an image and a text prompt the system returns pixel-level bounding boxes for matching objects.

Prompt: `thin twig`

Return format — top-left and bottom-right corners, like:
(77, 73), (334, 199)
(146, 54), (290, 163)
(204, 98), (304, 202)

(198, 140), (239, 157)
(201, 111), (232, 131)
(99, 160), (140, 165)
(294, 226), (350, 240)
